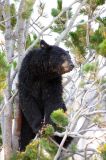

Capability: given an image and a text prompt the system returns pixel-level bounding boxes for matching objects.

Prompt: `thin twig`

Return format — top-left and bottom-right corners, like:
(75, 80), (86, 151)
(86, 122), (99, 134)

(0, 91), (18, 116)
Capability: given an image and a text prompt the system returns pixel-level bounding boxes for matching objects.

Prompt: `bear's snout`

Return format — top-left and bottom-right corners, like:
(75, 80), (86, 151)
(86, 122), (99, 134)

(62, 60), (74, 73)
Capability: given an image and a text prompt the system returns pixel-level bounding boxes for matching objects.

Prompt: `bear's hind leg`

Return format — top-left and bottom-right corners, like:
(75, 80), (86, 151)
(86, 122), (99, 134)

(19, 113), (35, 151)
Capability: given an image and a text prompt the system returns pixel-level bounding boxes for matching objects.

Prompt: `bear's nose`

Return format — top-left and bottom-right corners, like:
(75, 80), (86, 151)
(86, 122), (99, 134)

(70, 64), (74, 70)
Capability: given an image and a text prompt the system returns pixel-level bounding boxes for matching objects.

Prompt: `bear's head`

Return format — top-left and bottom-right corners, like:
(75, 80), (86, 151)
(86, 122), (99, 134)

(40, 40), (74, 75)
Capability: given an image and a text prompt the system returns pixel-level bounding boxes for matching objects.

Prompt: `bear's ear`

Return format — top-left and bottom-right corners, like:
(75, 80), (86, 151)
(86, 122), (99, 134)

(40, 40), (51, 49)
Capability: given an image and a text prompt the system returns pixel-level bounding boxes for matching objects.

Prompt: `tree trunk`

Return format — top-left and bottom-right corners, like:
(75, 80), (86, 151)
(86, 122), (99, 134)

(3, 90), (12, 160)
(12, 95), (22, 151)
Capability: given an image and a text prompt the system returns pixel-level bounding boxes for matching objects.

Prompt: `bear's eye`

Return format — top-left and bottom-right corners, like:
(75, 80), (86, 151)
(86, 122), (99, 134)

(61, 55), (66, 60)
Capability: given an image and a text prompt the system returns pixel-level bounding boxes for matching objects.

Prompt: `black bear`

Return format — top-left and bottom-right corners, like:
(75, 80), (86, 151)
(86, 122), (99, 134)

(18, 40), (74, 151)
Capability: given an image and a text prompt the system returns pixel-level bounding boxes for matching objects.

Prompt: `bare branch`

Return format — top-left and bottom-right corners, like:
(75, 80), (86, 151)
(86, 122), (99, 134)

(0, 91), (18, 116)
(55, 0), (87, 45)
(54, 129), (68, 160)
(25, 0), (79, 54)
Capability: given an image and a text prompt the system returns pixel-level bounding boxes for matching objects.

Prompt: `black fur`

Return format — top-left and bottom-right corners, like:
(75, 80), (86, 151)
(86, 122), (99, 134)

(18, 40), (74, 151)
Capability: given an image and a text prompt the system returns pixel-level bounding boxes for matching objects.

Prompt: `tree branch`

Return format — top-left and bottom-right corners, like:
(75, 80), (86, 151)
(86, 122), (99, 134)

(25, 0), (79, 54)
(55, 0), (87, 45)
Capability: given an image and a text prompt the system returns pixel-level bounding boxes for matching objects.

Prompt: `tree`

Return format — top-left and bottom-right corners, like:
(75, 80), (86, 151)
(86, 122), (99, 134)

(0, 0), (106, 160)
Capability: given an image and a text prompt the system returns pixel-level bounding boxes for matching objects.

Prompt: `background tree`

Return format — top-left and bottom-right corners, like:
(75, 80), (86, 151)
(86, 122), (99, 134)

(0, 0), (106, 160)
